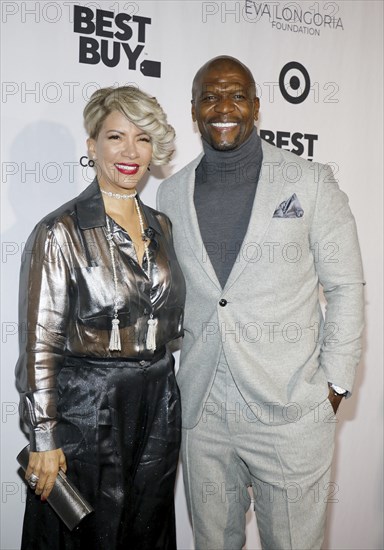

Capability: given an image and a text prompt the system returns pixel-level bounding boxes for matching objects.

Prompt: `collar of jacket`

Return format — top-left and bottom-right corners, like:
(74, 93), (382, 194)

(76, 178), (162, 235)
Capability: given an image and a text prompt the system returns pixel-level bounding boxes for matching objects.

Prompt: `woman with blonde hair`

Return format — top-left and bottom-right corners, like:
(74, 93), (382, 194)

(16, 86), (185, 549)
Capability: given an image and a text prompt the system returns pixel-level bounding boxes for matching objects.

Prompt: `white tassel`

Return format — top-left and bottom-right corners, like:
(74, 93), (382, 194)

(109, 317), (121, 351)
(146, 316), (158, 351)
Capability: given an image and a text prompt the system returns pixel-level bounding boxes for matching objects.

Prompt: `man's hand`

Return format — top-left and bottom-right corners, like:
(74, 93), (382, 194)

(328, 387), (344, 415)
(25, 449), (67, 500)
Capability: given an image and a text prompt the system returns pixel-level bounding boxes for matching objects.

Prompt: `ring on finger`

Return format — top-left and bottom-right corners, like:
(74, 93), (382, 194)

(28, 473), (39, 490)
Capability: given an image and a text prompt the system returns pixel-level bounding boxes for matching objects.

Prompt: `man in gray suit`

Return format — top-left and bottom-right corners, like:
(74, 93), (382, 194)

(157, 56), (364, 549)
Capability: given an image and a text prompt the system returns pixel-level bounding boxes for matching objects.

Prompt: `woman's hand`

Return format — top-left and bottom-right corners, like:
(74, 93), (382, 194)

(25, 449), (67, 500)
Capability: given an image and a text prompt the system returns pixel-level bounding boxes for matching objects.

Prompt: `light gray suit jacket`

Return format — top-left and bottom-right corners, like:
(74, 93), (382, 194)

(157, 140), (365, 428)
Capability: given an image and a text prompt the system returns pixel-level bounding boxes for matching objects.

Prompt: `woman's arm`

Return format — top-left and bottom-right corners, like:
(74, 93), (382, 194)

(15, 222), (72, 496)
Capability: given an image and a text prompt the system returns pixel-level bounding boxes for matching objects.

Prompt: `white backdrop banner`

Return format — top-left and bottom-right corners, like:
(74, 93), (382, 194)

(1, 1), (383, 549)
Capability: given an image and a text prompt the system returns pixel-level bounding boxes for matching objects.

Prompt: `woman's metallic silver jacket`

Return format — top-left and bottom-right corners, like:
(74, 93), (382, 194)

(15, 180), (185, 452)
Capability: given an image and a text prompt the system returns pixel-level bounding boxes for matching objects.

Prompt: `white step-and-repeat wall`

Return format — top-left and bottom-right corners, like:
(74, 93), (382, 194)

(1, 1), (383, 549)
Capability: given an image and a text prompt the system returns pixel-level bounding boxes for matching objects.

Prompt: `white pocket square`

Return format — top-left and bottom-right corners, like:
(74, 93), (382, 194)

(273, 193), (304, 218)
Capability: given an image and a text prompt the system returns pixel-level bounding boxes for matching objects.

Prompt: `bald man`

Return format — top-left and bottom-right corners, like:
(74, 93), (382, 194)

(158, 56), (364, 549)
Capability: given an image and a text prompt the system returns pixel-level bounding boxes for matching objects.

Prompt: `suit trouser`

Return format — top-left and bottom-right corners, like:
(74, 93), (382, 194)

(181, 355), (336, 550)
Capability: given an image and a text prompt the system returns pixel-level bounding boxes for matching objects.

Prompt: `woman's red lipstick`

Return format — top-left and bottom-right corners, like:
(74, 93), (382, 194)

(115, 163), (140, 175)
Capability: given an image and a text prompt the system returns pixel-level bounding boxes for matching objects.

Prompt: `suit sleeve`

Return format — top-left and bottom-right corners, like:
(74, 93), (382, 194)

(157, 177), (177, 219)
(15, 223), (71, 451)
(157, 182), (166, 213)
(309, 164), (365, 395)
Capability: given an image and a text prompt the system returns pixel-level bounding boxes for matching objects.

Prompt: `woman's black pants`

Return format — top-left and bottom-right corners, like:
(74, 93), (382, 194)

(21, 349), (181, 550)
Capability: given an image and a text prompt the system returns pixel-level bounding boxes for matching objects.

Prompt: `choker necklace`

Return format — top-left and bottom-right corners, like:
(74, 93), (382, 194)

(101, 188), (137, 200)
(105, 197), (157, 352)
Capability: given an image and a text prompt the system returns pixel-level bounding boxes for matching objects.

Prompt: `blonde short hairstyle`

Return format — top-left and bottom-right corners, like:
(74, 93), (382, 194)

(83, 86), (175, 165)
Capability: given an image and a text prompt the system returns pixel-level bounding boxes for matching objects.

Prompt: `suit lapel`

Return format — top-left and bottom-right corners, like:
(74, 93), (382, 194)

(178, 154), (221, 290)
(224, 141), (286, 290)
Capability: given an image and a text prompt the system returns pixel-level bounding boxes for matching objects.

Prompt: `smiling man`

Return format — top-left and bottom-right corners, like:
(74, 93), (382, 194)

(191, 57), (259, 150)
(157, 56), (365, 549)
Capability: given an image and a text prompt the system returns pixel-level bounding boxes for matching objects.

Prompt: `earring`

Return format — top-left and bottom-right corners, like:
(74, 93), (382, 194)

(88, 158), (95, 167)
(147, 163), (151, 172)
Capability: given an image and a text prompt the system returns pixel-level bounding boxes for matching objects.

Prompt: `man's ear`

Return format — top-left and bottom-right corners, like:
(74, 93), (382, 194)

(191, 101), (196, 122)
(253, 97), (260, 122)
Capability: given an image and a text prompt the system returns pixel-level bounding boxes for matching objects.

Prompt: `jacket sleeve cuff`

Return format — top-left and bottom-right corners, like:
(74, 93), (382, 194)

(29, 425), (59, 452)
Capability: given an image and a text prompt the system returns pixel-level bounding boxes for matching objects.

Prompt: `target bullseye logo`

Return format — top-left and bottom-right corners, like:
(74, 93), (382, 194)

(279, 62), (311, 104)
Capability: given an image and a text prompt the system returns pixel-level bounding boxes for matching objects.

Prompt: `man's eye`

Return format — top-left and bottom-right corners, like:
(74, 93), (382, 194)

(233, 94), (245, 100)
(202, 95), (216, 102)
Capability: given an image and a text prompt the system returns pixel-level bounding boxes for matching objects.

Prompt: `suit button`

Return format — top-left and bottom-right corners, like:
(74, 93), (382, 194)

(219, 299), (227, 307)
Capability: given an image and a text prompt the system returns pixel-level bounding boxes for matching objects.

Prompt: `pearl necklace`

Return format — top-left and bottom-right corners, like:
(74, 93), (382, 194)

(101, 188), (137, 200)
(105, 197), (157, 352)
(105, 217), (121, 351)
(134, 197), (150, 276)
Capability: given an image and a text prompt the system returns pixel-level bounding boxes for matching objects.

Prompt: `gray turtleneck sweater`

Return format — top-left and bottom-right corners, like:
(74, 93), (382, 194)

(194, 128), (263, 288)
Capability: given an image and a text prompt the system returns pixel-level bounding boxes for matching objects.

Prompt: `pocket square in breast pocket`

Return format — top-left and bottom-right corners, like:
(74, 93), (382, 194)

(273, 193), (304, 218)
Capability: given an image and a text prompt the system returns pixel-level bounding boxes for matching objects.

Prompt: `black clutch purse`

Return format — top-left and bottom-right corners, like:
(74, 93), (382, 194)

(17, 445), (94, 531)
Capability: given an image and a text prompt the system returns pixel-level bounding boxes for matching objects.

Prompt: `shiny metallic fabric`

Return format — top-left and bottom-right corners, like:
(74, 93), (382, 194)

(20, 351), (181, 549)
(15, 179), (185, 452)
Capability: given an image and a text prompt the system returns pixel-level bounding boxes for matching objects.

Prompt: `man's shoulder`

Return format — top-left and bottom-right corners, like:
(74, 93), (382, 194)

(261, 139), (332, 188)
(157, 153), (203, 212)
(261, 139), (318, 169)
(161, 154), (203, 189)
